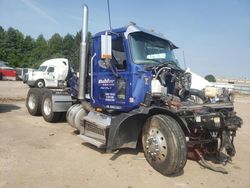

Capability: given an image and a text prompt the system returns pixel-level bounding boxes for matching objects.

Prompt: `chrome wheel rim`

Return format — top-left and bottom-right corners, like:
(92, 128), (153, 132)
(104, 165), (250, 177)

(28, 94), (36, 110)
(145, 128), (168, 162)
(37, 81), (44, 88)
(43, 98), (52, 116)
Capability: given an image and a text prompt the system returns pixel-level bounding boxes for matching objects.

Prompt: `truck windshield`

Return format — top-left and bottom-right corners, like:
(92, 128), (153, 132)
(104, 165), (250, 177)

(36, 66), (47, 72)
(129, 32), (179, 67)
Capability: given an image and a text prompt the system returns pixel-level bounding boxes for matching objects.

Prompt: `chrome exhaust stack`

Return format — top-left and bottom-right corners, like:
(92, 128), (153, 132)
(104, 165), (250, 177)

(78, 4), (88, 100)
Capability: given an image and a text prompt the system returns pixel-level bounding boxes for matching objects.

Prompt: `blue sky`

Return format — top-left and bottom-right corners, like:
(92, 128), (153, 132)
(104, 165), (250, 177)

(0, 0), (249, 78)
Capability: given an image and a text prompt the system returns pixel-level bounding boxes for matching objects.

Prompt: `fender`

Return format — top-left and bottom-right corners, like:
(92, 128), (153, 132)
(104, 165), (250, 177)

(40, 88), (72, 112)
(106, 106), (190, 152)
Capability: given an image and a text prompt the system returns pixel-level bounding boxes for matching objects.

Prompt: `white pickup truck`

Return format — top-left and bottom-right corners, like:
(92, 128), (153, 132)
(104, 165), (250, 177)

(23, 58), (72, 88)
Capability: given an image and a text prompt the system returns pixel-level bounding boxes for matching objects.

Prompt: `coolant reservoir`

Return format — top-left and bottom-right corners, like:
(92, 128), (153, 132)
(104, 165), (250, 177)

(205, 86), (222, 98)
(151, 78), (166, 96)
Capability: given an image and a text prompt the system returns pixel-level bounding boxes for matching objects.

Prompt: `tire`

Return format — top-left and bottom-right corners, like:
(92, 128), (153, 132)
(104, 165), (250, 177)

(35, 79), (45, 88)
(26, 88), (42, 116)
(41, 91), (61, 122)
(142, 115), (187, 176)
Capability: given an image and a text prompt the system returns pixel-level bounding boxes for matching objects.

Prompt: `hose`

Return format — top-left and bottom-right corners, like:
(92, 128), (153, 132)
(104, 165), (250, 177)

(194, 149), (228, 174)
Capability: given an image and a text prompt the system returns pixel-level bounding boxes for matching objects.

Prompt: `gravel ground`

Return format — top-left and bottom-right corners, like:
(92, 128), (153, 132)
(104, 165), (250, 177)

(0, 81), (29, 102)
(0, 81), (250, 188)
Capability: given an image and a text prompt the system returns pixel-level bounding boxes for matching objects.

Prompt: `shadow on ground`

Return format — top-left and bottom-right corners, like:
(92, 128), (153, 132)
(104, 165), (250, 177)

(0, 103), (20, 113)
(109, 148), (143, 160)
(81, 140), (143, 160)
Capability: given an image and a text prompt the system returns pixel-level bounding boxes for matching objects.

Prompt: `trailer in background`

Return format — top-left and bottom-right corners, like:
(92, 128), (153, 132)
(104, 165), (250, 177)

(0, 61), (16, 81)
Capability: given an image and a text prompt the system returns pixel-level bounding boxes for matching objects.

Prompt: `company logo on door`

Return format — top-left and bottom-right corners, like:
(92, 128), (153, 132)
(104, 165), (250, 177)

(98, 78), (115, 85)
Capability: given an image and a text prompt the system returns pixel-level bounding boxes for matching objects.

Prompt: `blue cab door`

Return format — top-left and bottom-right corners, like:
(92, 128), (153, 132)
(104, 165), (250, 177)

(91, 34), (133, 111)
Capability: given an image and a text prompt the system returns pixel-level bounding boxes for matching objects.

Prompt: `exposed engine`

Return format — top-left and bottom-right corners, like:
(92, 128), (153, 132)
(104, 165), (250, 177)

(147, 64), (242, 173)
(151, 64), (192, 99)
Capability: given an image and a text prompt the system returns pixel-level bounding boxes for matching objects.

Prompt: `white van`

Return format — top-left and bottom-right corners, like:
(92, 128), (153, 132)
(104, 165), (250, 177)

(23, 58), (71, 88)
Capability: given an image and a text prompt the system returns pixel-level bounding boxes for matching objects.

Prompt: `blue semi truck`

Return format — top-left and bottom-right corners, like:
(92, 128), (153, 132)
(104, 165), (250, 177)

(26, 5), (242, 175)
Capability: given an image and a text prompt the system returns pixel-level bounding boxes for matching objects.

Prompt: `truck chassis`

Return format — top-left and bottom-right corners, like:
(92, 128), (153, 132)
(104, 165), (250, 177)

(26, 87), (242, 175)
(25, 4), (242, 176)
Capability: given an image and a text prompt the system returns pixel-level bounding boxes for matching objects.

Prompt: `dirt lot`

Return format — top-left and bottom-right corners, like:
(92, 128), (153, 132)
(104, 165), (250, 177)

(0, 81), (250, 188)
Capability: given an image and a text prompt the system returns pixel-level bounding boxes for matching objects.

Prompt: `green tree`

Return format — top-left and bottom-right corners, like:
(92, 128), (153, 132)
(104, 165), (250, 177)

(21, 35), (35, 67)
(62, 34), (75, 64)
(0, 26), (6, 60)
(71, 31), (92, 70)
(22, 36), (35, 53)
(0, 25), (92, 69)
(4, 27), (24, 67)
(48, 33), (63, 57)
(205, 74), (216, 82)
(72, 31), (81, 70)
(30, 34), (49, 68)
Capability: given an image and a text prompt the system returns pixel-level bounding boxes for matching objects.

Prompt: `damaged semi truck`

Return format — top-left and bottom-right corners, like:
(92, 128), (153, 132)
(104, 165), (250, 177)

(26, 5), (242, 175)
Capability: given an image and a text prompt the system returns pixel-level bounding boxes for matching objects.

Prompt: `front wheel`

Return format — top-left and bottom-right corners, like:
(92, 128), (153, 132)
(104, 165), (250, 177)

(41, 91), (61, 122)
(142, 115), (187, 176)
(35, 79), (45, 88)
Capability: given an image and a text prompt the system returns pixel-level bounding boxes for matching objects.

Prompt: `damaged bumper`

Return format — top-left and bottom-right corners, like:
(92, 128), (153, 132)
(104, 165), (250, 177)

(178, 102), (242, 159)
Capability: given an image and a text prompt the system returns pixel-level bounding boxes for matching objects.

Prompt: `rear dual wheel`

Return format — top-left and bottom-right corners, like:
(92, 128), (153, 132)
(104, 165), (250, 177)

(41, 91), (61, 122)
(26, 88), (62, 122)
(26, 88), (43, 116)
(142, 115), (187, 176)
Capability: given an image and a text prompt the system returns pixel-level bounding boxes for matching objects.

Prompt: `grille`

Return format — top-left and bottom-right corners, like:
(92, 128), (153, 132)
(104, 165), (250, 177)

(85, 122), (105, 136)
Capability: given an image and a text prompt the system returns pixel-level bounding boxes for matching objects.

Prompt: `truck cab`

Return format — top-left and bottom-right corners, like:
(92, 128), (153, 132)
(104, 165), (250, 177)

(91, 24), (182, 112)
(24, 58), (70, 88)
(25, 5), (242, 176)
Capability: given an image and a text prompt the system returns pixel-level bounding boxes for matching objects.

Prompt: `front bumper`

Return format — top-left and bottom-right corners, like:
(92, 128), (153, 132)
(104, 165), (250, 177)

(23, 74), (36, 86)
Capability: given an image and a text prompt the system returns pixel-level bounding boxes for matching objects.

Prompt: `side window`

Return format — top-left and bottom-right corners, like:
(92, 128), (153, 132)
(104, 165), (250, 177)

(111, 37), (127, 70)
(47, 67), (54, 73)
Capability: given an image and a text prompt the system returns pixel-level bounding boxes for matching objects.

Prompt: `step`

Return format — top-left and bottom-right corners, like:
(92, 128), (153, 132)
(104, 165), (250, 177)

(83, 111), (111, 129)
(78, 134), (106, 148)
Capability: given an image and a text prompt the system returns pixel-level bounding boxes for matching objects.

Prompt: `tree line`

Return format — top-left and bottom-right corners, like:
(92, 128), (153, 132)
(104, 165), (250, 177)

(0, 26), (91, 70)
(0, 25), (217, 82)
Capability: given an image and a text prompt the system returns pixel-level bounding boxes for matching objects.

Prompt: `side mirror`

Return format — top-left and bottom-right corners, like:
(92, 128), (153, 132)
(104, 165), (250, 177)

(101, 34), (112, 59)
